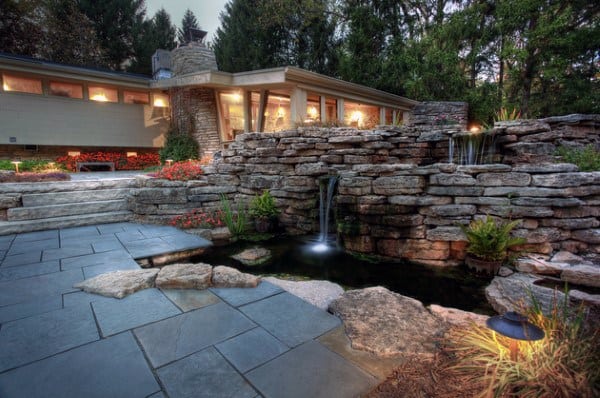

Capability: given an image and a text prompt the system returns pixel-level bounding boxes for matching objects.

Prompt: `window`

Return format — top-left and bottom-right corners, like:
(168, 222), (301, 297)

(218, 91), (245, 141)
(49, 81), (83, 98)
(344, 101), (379, 129)
(152, 93), (169, 107)
(305, 94), (320, 123)
(124, 90), (149, 104)
(2, 74), (42, 94)
(325, 98), (337, 122)
(89, 85), (118, 102)
(264, 93), (290, 132)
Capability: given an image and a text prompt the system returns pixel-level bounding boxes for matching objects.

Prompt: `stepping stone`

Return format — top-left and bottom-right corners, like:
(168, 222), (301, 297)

(161, 289), (221, 312)
(92, 288), (180, 337)
(0, 268), (83, 307)
(210, 281), (283, 307)
(212, 265), (260, 288)
(239, 292), (341, 347)
(134, 301), (255, 367)
(0, 332), (159, 398)
(155, 263), (212, 290)
(232, 247), (272, 266)
(123, 238), (174, 259)
(158, 346), (256, 398)
(216, 327), (289, 373)
(74, 269), (158, 299)
(0, 306), (98, 372)
(246, 340), (376, 398)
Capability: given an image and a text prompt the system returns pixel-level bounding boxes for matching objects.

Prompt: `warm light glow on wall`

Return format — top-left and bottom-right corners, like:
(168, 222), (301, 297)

(232, 93), (242, 103)
(351, 110), (364, 124)
(68, 151), (80, 157)
(276, 106), (286, 118)
(153, 93), (169, 107)
(307, 106), (318, 119)
(3, 83), (10, 91)
(90, 93), (108, 102)
(470, 125), (481, 133)
(126, 152), (137, 157)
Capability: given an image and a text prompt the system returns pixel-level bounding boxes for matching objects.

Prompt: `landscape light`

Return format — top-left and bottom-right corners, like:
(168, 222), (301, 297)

(486, 311), (544, 361)
(165, 159), (174, 166)
(11, 161), (22, 173)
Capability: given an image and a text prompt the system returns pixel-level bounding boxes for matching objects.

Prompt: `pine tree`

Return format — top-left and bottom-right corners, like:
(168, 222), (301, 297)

(129, 7), (176, 75)
(0, 0), (43, 57)
(178, 8), (200, 45)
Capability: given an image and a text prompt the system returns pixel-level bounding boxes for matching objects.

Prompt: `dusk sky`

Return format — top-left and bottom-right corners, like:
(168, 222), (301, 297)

(145, 0), (229, 41)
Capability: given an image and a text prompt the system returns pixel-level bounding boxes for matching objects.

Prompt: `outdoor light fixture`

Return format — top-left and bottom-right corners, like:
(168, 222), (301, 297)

(11, 161), (22, 173)
(90, 93), (108, 102)
(486, 311), (544, 361)
(68, 151), (80, 157)
(126, 152), (137, 157)
(165, 159), (173, 166)
(470, 125), (481, 133)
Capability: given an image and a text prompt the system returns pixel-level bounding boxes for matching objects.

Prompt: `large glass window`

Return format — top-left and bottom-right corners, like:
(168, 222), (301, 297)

(49, 81), (83, 98)
(2, 74), (42, 94)
(124, 90), (149, 104)
(325, 98), (337, 122)
(219, 91), (245, 141)
(305, 94), (320, 123)
(89, 85), (118, 103)
(344, 101), (379, 129)
(264, 93), (290, 132)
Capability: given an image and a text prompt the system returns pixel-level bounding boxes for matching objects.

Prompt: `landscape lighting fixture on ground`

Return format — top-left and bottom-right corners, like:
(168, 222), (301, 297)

(11, 161), (21, 173)
(486, 311), (545, 361)
(165, 159), (174, 166)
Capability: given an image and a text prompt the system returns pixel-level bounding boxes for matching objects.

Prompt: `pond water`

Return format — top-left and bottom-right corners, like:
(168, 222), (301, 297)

(197, 235), (495, 314)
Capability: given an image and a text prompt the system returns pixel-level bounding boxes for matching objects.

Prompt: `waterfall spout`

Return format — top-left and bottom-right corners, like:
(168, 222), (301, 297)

(319, 176), (337, 242)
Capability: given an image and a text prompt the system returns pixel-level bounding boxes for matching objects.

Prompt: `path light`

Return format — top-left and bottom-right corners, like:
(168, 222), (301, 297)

(11, 161), (22, 173)
(486, 311), (545, 361)
(165, 159), (173, 166)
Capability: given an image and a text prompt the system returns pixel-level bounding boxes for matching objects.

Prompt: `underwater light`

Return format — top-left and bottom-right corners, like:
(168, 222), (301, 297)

(311, 243), (330, 253)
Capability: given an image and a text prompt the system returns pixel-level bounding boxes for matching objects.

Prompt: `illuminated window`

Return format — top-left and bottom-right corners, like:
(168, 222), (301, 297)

(89, 85), (118, 102)
(384, 108), (394, 125)
(152, 93), (169, 107)
(325, 98), (337, 122)
(305, 94), (320, 123)
(264, 93), (290, 132)
(2, 74), (42, 94)
(49, 81), (83, 98)
(124, 91), (149, 104)
(218, 91), (245, 141)
(344, 101), (379, 129)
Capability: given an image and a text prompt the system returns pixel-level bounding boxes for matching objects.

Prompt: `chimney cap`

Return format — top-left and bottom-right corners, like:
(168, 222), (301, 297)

(188, 28), (207, 43)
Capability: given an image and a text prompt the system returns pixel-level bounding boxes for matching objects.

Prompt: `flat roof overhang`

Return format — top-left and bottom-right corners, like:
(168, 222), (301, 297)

(151, 66), (420, 110)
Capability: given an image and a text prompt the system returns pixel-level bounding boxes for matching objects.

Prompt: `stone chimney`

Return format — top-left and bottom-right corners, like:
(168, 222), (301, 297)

(171, 29), (218, 76)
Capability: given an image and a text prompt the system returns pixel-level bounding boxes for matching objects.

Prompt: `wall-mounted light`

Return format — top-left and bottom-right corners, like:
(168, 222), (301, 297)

(486, 311), (544, 361)
(153, 93), (169, 108)
(126, 152), (137, 157)
(276, 106), (285, 118)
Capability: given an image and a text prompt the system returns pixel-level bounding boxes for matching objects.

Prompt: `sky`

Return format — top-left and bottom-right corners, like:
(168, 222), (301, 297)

(144, 0), (229, 41)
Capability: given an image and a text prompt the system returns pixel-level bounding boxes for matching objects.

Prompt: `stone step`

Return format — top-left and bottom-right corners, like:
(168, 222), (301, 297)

(22, 188), (131, 207)
(0, 178), (137, 195)
(7, 200), (129, 221)
(0, 211), (133, 235)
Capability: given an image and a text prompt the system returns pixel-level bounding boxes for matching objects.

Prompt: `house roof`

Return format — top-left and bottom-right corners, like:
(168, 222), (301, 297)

(0, 52), (152, 89)
(151, 66), (420, 110)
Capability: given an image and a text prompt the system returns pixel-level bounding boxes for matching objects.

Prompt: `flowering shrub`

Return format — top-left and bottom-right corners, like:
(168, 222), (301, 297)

(56, 152), (160, 171)
(154, 161), (203, 181)
(170, 209), (224, 229)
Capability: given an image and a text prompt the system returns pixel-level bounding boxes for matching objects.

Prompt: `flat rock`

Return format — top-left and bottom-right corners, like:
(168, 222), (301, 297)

(263, 277), (344, 310)
(428, 304), (488, 327)
(551, 251), (591, 265)
(74, 269), (159, 299)
(328, 286), (445, 357)
(231, 247), (272, 266)
(155, 263), (212, 290)
(212, 265), (260, 288)
(561, 265), (600, 288)
(514, 256), (568, 276)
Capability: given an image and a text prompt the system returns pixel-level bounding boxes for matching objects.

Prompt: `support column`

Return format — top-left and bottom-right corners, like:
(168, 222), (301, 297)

(320, 96), (326, 123)
(337, 99), (345, 123)
(243, 90), (252, 132)
(257, 90), (269, 132)
(290, 88), (307, 125)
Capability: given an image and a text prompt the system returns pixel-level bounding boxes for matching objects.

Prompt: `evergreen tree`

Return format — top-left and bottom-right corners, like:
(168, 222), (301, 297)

(129, 7), (176, 75)
(0, 0), (43, 57)
(178, 8), (200, 44)
(153, 8), (177, 50)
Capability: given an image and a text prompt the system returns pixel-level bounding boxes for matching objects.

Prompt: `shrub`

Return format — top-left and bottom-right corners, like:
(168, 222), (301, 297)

(154, 161), (203, 181)
(55, 152), (159, 171)
(556, 145), (600, 171)
(170, 209), (224, 229)
(159, 131), (199, 162)
(249, 190), (279, 219)
(0, 159), (64, 172)
(459, 215), (526, 262)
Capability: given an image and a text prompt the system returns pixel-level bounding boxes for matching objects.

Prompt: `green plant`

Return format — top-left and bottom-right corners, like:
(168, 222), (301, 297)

(494, 107), (521, 122)
(445, 293), (599, 397)
(248, 190), (279, 219)
(154, 161), (203, 181)
(219, 194), (247, 237)
(170, 209), (224, 229)
(459, 215), (526, 262)
(159, 128), (199, 162)
(555, 145), (600, 171)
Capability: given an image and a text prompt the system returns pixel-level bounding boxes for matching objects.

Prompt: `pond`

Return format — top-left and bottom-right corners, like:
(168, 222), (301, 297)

(197, 235), (495, 314)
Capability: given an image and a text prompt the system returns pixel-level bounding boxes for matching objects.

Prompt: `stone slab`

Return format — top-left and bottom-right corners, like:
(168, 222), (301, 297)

(7, 238), (59, 256)
(0, 251), (42, 268)
(95, 222), (131, 234)
(246, 340), (376, 398)
(138, 225), (180, 238)
(0, 332), (160, 398)
(161, 289), (221, 312)
(92, 288), (181, 337)
(42, 246), (94, 262)
(92, 238), (127, 253)
(216, 327), (289, 373)
(0, 295), (62, 324)
(210, 281), (283, 307)
(0, 268), (83, 306)
(0, 260), (59, 282)
(60, 234), (123, 249)
(60, 249), (136, 270)
(239, 292), (341, 347)
(157, 346), (256, 398)
(62, 291), (120, 308)
(0, 235), (15, 250)
(12, 229), (57, 243)
(0, 306), (98, 372)
(82, 260), (141, 279)
(123, 238), (174, 259)
(160, 233), (212, 251)
(134, 301), (255, 367)
(59, 225), (100, 239)
(115, 230), (146, 243)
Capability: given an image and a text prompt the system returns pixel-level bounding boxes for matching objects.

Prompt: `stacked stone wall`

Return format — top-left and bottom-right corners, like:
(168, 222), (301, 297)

(411, 101), (469, 131)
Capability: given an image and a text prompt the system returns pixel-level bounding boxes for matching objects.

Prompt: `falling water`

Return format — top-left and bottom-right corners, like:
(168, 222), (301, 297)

(312, 176), (337, 253)
(448, 131), (497, 165)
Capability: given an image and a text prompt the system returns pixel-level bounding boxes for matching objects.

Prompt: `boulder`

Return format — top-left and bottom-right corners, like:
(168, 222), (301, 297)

(428, 304), (489, 327)
(155, 263), (212, 290)
(514, 256), (568, 276)
(485, 273), (556, 315)
(328, 286), (446, 357)
(551, 251), (591, 265)
(74, 269), (159, 299)
(263, 277), (344, 310)
(212, 265), (260, 288)
(231, 247), (272, 266)
(561, 265), (600, 288)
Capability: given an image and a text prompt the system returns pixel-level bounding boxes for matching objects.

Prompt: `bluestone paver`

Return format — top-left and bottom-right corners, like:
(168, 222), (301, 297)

(12, 229), (56, 243)
(0, 251), (42, 268)
(138, 225), (180, 238)
(210, 281), (283, 307)
(42, 245), (94, 261)
(92, 288), (181, 337)
(0, 260), (59, 282)
(60, 249), (136, 270)
(62, 290), (122, 308)
(0, 306), (99, 372)
(246, 340), (376, 398)
(0, 295), (62, 324)
(7, 238), (59, 256)
(60, 233), (122, 248)
(216, 327), (289, 373)
(135, 301), (256, 367)
(59, 225), (100, 239)
(82, 260), (140, 279)
(160, 233), (211, 250)
(92, 237), (126, 253)
(123, 237), (174, 258)
(115, 230), (146, 243)
(0, 332), (160, 398)
(239, 292), (341, 347)
(0, 235), (15, 250)
(0, 268), (82, 306)
(162, 288), (222, 312)
(157, 346), (257, 398)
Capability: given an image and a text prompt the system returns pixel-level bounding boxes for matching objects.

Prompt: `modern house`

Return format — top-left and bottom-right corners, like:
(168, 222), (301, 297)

(0, 36), (419, 159)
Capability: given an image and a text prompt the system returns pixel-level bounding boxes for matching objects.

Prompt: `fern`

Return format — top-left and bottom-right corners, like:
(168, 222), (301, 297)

(460, 216), (526, 261)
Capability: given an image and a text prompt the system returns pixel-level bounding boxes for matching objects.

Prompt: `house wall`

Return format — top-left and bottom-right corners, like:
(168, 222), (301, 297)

(0, 92), (168, 148)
